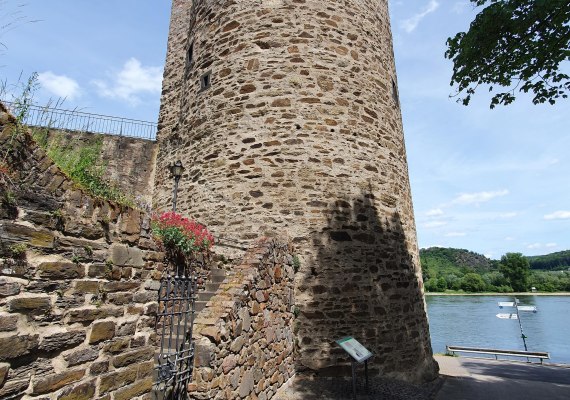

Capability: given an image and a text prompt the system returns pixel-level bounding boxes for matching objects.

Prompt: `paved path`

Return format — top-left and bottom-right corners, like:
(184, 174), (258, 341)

(274, 357), (570, 399)
(435, 355), (570, 400)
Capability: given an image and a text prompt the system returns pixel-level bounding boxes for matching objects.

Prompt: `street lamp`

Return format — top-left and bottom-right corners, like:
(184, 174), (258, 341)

(168, 160), (184, 212)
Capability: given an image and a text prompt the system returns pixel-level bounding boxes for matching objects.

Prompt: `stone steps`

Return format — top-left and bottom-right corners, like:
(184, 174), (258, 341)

(154, 268), (232, 377)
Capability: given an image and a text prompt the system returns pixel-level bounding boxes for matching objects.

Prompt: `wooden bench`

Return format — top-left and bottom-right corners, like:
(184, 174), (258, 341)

(446, 345), (550, 364)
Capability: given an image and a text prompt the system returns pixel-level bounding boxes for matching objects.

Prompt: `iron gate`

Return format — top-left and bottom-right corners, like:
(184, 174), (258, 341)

(154, 263), (198, 399)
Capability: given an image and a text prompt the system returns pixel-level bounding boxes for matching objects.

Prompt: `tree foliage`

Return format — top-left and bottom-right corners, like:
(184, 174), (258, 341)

(446, 0), (570, 108)
(461, 273), (487, 292)
(499, 253), (530, 292)
(527, 250), (570, 270)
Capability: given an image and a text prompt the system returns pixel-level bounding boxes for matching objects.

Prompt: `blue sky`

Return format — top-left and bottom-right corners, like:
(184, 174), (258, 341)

(1, 1), (568, 258)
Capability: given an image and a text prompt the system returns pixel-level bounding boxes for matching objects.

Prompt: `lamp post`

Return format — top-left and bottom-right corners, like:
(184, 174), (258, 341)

(168, 160), (184, 212)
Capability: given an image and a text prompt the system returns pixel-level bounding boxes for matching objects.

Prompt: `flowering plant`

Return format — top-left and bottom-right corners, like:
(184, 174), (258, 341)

(151, 212), (214, 261)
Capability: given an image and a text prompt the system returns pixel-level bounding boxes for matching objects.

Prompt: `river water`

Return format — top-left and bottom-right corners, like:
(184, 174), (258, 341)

(425, 295), (570, 364)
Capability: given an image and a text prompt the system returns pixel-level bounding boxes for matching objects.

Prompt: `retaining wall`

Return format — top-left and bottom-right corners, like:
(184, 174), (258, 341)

(189, 239), (296, 400)
(0, 103), (161, 400)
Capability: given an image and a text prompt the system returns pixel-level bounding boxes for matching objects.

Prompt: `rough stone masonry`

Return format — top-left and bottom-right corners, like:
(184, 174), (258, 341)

(155, 0), (439, 383)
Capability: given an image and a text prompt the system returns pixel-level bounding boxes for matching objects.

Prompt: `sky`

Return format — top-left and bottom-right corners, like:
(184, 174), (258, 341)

(1, 1), (568, 259)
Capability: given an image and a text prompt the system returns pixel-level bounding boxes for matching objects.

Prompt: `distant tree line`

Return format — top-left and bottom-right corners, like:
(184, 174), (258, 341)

(421, 248), (570, 293)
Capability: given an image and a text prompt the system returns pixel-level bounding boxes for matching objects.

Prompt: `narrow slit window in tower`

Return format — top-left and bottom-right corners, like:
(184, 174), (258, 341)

(200, 71), (212, 92)
(392, 78), (400, 107)
(187, 42), (194, 66)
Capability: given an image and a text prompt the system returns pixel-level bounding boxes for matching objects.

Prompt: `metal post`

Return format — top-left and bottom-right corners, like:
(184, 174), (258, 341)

(172, 175), (180, 212)
(351, 361), (357, 400)
(514, 297), (528, 352)
(365, 359), (369, 394)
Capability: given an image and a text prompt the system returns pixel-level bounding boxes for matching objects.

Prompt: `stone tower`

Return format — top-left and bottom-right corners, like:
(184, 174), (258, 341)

(155, 0), (438, 383)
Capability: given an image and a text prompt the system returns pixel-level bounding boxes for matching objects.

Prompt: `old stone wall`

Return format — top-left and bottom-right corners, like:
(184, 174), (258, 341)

(157, 0), (193, 165)
(33, 128), (157, 205)
(190, 239), (295, 399)
(0, 104), (161, 399)
(155, 0), (438, 382)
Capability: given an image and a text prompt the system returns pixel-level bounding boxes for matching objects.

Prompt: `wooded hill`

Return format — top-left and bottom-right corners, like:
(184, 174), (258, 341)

(420, 247), (570, 292)
(527, 250), (570, 270)
(420, 247), (570, 274)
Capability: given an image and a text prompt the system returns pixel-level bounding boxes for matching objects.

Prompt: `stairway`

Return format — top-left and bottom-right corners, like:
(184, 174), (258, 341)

(194, 267), (228, 312)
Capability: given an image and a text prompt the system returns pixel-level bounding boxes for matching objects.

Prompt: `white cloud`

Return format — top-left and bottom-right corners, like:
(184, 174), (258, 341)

(484, 253), (494, 259)
(527, 243), (542, 249)
(426, 208), (444, 217)
(401, 0), (439, 33)
(38, 72), (81, 100)
(544, 211), (570, 220)
(423, 220), (447, 228)
(452, 189), (509, 205)
(498, 212), (517, 219)
(505, 236), (515, 241)
(445, 232), (466, 237)
(546, 243), (557, 248)
(93, 58), (163, 105)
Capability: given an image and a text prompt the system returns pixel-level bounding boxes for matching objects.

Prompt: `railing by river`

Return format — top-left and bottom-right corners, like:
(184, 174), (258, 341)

(2, 101), (157, 141)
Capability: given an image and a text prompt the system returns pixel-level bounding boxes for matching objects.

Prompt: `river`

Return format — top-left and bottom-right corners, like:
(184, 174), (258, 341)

(425, 295), (570, 364)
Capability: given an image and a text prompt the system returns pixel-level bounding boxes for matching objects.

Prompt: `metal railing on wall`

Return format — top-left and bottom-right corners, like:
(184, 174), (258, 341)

(2, 100), (157, 141)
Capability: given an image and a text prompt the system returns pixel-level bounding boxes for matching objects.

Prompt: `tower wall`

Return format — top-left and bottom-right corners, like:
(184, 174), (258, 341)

(156, 0), (438, 382)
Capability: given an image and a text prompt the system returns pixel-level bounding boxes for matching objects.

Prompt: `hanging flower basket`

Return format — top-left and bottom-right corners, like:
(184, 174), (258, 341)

(151, 211), (214, 266)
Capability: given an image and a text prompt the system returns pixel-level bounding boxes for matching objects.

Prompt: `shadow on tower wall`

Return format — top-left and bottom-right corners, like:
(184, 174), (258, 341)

(294, 188), (439, 384)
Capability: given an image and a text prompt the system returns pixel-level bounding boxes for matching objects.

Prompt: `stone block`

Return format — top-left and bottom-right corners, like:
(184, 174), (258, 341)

(137, 360), (154, 379)
(38, 261), (84, 279)
(64, 348), (99, 367)
(221, 354), (237, 374)
(194, 339), (216, 368)
(0, 362), (9, 387)
(0, 334), (39, 361)
(230, 336), (245, 353)
(110, 243), (145, 267)
(239, 369), (254, 398)
(89, 321), (116, 344)
(103, 337), (130, 354)
(112, 347), (153, 368)
(3, 222), (54, 248)
(57, 379), (96, 400)
(116, 321), (136, 336)
(39, 330), (86, 352)
(0, 278), (20, 297)
(8, 296), (52, 315)
(99, 367), (137, 394)
(102, 281), (140, 292)
(87, 263), (112, 279)
(66, 307), (123, 323)
(119, 209), (141, 235)
(62, 220), (105, 240)
(0, 377), (29, 398)
(200, 326), (221, 343)
(89, 360), (109, 376)
(113, 377), (152, 400)
(32, 369), (85, 395)
(0, 314), (18, 332)
(74, 280), (100, 294)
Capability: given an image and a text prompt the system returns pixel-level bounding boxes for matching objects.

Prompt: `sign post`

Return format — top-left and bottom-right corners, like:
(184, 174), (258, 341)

(336, 337), (373, 400)
(496, 297), (538, 356)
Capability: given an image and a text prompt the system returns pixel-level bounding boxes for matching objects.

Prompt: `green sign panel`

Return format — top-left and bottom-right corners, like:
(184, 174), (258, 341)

(336, 337), (373, 363)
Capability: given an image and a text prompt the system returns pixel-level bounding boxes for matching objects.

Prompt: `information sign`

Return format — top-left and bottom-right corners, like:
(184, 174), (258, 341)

(498, 302), (515, 308)
(517, 306), (537, 312)
(496, 313), (518, 320)
(336, 337), (373, 363)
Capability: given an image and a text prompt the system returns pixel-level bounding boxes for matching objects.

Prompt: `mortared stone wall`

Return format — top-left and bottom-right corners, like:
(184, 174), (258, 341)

(155, 0), (438, 383)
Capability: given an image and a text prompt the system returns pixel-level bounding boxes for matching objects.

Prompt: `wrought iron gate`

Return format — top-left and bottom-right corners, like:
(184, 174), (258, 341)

(155, 263), (197, 399)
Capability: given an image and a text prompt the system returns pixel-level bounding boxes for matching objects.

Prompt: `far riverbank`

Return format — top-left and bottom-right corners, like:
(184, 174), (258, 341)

(425, 292), (570, 296)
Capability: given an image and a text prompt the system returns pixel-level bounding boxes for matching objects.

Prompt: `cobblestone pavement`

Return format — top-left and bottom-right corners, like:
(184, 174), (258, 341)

(274, 375), (442, 400)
